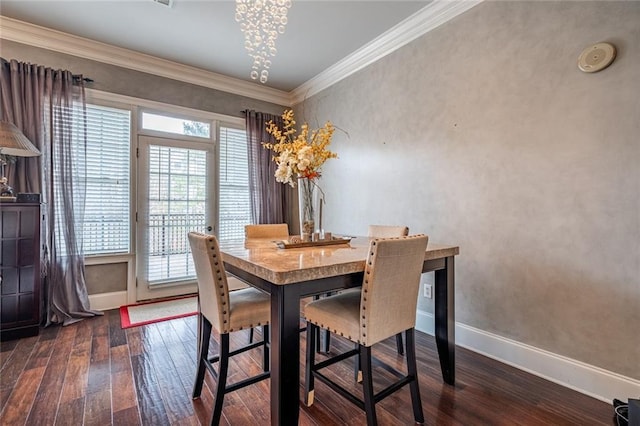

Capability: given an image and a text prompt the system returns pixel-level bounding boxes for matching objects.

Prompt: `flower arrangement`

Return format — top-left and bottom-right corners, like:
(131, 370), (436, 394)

(263, 109), (338, 238)
(262, 109), (337, 187)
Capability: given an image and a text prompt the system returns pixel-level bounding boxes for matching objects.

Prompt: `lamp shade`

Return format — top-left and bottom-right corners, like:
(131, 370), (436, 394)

(0, 121), (41, 157)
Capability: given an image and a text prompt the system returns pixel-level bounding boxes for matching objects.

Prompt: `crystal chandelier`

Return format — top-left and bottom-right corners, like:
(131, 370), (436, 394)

(235, 0), (292, 84)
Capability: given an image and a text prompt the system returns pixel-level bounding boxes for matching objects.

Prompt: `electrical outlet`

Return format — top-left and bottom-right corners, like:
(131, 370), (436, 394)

(423, 283), (432, 299)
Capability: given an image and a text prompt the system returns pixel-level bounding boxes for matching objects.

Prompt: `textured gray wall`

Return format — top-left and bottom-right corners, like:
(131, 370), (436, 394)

(85, 263), (127, 294)
(295, 1), (639, 379)
(0, 40), (286, 118)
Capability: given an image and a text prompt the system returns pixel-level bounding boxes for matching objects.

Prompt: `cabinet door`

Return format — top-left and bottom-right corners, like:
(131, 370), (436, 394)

(1, 205), (41, 334)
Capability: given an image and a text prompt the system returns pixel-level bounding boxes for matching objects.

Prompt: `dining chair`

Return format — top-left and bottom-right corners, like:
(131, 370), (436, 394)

(368, 225), (410, 355)
(188, 232), (271, 426)
(315, 225), (410, 355)
(245, 223), (289, 239)
(303, 235), (429, 425)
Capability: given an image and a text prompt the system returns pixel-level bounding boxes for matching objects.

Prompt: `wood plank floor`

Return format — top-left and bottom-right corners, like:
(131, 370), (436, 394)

(0, 309), (614, 425)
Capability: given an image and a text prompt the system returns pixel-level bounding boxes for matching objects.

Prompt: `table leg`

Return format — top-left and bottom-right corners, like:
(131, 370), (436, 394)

(434, 256), (455, 385)
(270, 284), (301, 425)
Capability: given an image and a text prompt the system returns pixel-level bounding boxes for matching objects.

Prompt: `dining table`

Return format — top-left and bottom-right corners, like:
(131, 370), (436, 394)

(220, 236), (459, 426)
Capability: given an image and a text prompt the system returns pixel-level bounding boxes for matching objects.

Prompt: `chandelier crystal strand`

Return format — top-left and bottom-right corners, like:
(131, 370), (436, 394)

(235, 0), (291, 84)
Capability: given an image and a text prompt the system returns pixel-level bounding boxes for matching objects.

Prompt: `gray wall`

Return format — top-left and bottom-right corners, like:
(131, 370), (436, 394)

(0, 40), (286, 118)
(85, 263), (127, 294)
(295, 1), (639, 379)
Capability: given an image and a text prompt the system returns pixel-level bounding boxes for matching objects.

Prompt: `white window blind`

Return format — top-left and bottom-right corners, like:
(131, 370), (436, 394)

(218, 126), (251, 240)
(147, 145), (206, 283)
(82, 104), (131, 255)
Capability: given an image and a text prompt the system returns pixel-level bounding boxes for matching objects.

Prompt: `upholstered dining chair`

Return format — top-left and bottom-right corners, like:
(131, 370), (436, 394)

(303, 235), (428, 425)
(315, 224), (411, 355)
(188, 232), (271, 425)
(368, 225), (410, 355)
(245, 223), (289, 239)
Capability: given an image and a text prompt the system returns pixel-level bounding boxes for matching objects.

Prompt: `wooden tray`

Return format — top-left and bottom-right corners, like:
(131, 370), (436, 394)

(275, 237), (352, 249)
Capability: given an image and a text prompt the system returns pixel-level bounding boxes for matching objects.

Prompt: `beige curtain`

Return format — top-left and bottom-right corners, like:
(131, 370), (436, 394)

(0, 58), (102, 326)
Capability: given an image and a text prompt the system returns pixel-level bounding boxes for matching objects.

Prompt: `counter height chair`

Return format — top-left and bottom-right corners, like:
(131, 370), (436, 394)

(315, 225), (411, 355)
(368, 225), (410, 355)
(303, 235), (428, 426)
(245, 223), (289, 239)
(188, 232), (271, 426)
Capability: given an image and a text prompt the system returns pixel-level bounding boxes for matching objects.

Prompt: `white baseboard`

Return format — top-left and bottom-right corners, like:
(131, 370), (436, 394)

(415, 309), (639, 404)
(88, 291), (128, 311)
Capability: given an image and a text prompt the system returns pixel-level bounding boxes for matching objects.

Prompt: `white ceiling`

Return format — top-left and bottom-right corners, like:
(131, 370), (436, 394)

(0, 0), (431, 92)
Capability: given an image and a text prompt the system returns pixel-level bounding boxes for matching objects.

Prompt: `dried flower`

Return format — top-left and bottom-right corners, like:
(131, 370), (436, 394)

(263, 109), (337, 186)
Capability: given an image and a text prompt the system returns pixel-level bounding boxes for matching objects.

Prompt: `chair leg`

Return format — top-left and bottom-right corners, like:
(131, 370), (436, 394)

(395, 332), (404, 355)
(304, 322), (317, 406)
(354, 341), (362, 383)
(321, 329), (331, 353)
(262, 325), (269, 372)
(249, 327), (254, 344)
(193, 314), (211, 399)
(313, 294), (332, 353)
(405, 329), (424, 425)
(360, 345), (377, 426)
(211, 333), (230, 426)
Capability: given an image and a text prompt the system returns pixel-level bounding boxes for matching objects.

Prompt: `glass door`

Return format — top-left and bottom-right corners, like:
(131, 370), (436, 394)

(136, 135), (215, 301)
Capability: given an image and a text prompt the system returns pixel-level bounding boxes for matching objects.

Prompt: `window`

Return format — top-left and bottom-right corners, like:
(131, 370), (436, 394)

(146, 145), (206, 282)
(141, 112), (210, 138)
(82, 104), (131, 255)
(218, 126), (251, 240)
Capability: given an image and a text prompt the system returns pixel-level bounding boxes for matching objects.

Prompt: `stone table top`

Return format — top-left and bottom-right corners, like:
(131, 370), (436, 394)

(219, 236), (459, 285)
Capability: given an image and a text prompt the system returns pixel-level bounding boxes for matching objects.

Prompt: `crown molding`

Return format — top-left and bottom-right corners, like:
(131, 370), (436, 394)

(1, 1), (481, 108)
(290, 0), (483, 105)
(0, 16), (291, 106)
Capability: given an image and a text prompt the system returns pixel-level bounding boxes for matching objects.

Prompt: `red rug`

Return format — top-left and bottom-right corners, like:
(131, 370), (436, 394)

(119, 296), (197, 329)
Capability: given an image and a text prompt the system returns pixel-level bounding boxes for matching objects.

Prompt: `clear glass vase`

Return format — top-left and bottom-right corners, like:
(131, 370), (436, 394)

(298, 177), (322, 241)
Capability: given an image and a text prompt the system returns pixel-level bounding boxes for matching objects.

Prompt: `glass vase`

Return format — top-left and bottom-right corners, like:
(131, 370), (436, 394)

(298, 177), (322, 241)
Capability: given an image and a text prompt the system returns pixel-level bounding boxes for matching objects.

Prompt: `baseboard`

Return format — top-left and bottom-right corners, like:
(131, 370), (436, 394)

(88, 291), (128, 311)
(415, 309), (640, 404)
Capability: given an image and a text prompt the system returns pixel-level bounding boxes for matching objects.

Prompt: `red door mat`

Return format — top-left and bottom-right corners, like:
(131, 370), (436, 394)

(119, 296), (197, 329)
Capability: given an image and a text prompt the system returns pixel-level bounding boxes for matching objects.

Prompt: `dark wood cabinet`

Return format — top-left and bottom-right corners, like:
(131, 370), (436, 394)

(1, 203), (42, 341)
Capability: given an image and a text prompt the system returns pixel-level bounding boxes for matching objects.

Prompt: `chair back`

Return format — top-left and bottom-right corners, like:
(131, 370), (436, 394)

(188, 232), (231, 333)
(245, 223), (289, 239)
(360, 235), (428, 346)
(368, 225), (409, 238)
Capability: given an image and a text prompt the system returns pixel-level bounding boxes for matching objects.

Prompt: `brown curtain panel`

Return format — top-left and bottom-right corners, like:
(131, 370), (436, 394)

(0, 58), (101, 326)
(245, 110), (293, 226)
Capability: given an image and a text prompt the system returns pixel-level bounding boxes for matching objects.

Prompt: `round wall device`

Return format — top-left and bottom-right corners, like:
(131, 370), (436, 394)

(578, 42), (616, 73)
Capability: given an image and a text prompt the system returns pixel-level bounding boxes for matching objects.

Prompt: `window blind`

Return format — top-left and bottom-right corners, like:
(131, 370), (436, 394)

(218, 126), (251, 240)
(146, 145), (206, 283)
(82, 104), (131, 255)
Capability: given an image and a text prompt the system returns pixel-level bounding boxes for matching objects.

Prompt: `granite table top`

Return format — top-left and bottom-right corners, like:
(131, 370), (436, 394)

(219, 236), (459, 286)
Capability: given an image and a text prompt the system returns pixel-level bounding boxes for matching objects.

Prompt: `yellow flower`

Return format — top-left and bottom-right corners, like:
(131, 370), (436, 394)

(263, 109), (338, 186)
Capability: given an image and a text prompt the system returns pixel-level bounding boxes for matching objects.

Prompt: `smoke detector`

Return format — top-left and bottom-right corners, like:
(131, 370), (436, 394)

(152, 0), (174, 8)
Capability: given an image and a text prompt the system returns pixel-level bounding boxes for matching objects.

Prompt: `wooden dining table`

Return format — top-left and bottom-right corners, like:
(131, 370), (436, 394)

(220, 236), (459, 426)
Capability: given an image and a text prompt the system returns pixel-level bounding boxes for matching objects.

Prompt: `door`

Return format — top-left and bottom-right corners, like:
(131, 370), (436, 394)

(136, 135), (215, 301)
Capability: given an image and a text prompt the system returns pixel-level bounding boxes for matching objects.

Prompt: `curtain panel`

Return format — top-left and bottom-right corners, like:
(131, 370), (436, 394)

(245, 110), (294, 226)
(0, 58), (101, 326)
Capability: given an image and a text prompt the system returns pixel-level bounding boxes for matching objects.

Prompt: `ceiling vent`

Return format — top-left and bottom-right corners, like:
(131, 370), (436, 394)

(152, 0), (173, 8)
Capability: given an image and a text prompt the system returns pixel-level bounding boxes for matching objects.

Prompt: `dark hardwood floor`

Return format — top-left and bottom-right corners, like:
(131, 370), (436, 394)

(0, 309), (613, 425)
